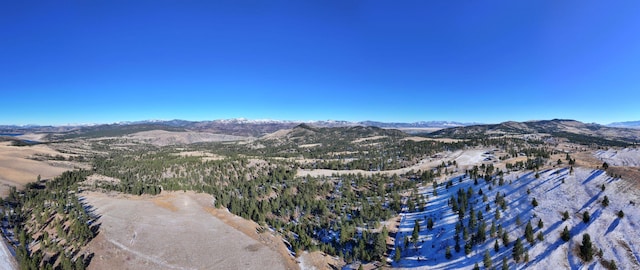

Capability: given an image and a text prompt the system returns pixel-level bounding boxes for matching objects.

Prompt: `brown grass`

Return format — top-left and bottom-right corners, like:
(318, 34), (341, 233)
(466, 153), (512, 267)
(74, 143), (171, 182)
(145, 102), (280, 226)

(0, 142), (75, 197)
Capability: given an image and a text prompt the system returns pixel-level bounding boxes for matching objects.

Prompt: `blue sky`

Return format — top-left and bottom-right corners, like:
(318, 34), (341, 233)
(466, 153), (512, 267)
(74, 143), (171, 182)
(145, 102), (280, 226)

(2, 1), (639, 125)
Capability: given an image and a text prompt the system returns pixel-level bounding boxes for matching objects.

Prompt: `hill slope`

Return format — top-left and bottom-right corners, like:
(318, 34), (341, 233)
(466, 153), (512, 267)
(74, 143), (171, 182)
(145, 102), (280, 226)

(428, 119), (640, 145)
(393, 167), (639, 269)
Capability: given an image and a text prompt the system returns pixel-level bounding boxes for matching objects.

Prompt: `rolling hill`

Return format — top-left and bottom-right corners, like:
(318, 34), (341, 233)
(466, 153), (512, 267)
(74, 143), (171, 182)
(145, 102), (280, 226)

(428, 119), (640, 146)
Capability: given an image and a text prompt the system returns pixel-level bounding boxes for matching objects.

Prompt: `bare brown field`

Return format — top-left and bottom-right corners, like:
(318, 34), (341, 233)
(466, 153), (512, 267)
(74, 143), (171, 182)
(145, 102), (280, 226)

(0, 142), (76, 196)
(83, 191), (298, 270)
(125, 130), (252, 146)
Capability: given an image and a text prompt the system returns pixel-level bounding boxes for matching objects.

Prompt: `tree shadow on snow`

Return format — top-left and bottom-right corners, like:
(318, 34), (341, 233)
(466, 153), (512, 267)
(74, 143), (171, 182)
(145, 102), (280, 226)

(581, 170), (604, 185)
(606, 218), (621, 235)
(578, 192), (603, 213)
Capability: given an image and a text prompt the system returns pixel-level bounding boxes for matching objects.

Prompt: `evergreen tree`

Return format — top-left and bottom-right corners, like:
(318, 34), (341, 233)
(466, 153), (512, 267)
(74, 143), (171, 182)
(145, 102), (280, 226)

(562, 211), (570, 221)
(538, 219), (544, 229)
(477, 221), (487, 243)
(395, 247), (402, 262)
(490, 221), (497, 237)
(427, 217), (434, 230)
(537, 231), (544, 241)
(531, 198), (538, 207)
(483, 250), (493, 269)
(561, 226), (571, 242)
(580, 233), (594, 261)
(502, 231), (510, 247)
(525, 221), (534, 243)
(374, 227), (388, 260)
(602, 196), (609, 207)
(494, 239), (500, 252)
(412, 220), (420, 243)
(445, 246), (452, 259)
(464, 241), (472, 255)
(502, 257), (509, 270)
(473, 262), (480, 270)
(583, 211), (591, 223)
(618, 210), (625, 218)
(513, 238), (524, 262)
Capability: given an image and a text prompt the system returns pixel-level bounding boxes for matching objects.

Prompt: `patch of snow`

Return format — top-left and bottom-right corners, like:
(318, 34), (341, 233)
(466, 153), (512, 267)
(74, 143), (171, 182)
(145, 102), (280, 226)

(0, 239), (16, 270)
(594, 148), (640, 167)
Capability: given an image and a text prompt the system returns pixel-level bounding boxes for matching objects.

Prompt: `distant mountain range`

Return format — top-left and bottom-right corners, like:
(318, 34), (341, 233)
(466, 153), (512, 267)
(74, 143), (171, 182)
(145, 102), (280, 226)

(608, 121), (640, 129)
(0, 119), (475, 138)
(2, 119), (639, 146)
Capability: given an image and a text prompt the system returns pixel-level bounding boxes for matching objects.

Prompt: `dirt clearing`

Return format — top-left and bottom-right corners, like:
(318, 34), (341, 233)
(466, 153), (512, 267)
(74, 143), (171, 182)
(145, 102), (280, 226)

(83, 191), (296, 270)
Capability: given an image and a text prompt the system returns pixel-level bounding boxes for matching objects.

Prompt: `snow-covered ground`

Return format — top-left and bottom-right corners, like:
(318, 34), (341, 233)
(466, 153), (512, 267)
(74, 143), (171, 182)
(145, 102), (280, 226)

(0, 239), (16, 270)
(392, 167), (640, 269)
(595, 148), (640, 167)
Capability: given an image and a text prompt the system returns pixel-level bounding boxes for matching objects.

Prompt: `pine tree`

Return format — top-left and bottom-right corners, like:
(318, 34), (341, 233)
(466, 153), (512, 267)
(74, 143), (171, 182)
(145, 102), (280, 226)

(502, 231), (510, 246)
(602, 196), (609, 207)
(531, 198), (538, 207)
(494, 239), (500, 252)
(618, 210), (625, 218)
(465, 241), (472, 255)
(580, 233), (594, 261)
(374, 227), (388, 260)
(502, 257), (509, 270)
(561, 226), (571, 242)
(473, 262), (480, 270)
(483, 250), (492, 269)
(395, 247), (402, 262)
(445, 246), (452, 259)
(490, 221), (497, 237)
(477, 221), (487, 243)
(537, 231), (544, 241)
(538, 219), (544, 229)
(583, 211), (591, 223)
(427, 217), (434, 230)
(412, 220), (420, 243)
(525, 221), (534, 243)
(562, 211), (570, 221)
(513, 238), (524, 262)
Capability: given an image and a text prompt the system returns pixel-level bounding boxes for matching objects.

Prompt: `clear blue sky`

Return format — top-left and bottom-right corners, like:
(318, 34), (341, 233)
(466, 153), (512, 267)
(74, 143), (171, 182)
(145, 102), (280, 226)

(2, 1), (640, 125)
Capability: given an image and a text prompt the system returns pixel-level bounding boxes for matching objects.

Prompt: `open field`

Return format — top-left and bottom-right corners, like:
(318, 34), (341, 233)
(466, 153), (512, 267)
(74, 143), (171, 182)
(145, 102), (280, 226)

(125, 130), (252, 146)
(0, 142), (78, 196)
(83, 191), (297, 270)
